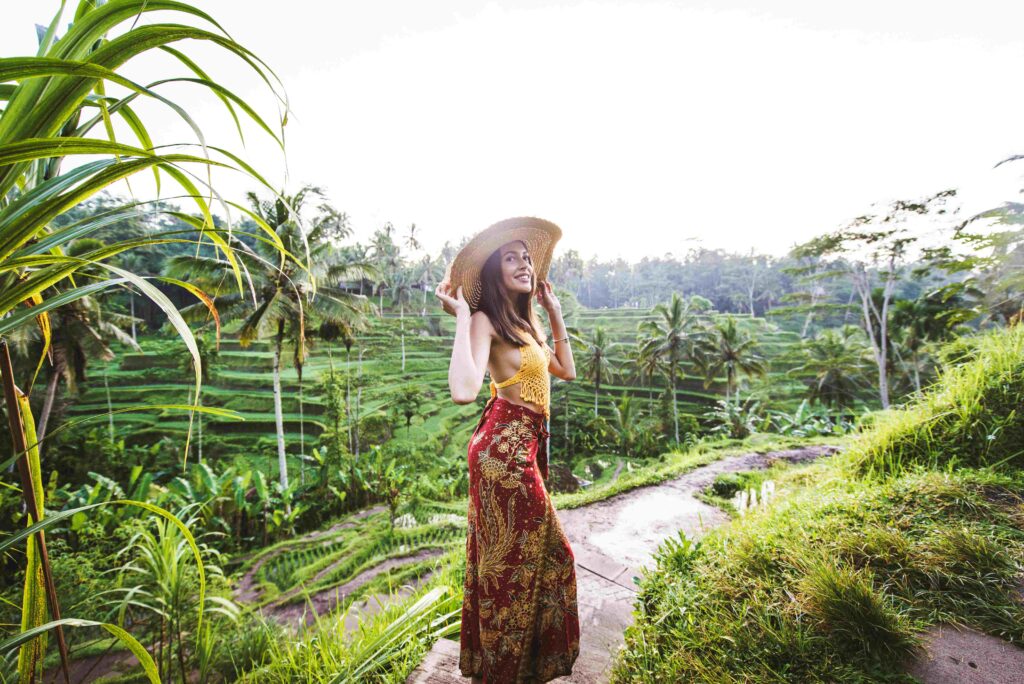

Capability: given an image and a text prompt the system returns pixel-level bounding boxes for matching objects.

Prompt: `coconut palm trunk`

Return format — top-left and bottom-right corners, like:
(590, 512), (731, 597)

(130, 292), (137, 343)
(298, 381), (305, 485)
(346, 347), (353, 453)
(272, 322), (290, 497)
(671, 356), (680, 443)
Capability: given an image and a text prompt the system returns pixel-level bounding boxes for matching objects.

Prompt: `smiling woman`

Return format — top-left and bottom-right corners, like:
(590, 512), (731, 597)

(436, 216), (580, 683)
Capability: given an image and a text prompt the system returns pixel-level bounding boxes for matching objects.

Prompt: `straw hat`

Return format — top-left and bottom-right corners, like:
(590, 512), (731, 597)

(440, 216), (562, 316)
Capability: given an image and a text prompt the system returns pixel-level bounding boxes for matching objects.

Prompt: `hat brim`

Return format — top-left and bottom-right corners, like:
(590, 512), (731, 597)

(441, 217), (562, 316)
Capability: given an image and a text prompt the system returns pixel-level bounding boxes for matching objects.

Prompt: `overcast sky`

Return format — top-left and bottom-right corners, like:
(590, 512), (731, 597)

(5, 1), (1024, 261)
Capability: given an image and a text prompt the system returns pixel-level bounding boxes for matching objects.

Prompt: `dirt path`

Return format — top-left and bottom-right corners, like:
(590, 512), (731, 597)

(608, 459), (623, 484)
(267, 547), (447, 627)
(407, 444), (840, 684)
(234, 504), (385, 603)
(42, 649), (137, 684)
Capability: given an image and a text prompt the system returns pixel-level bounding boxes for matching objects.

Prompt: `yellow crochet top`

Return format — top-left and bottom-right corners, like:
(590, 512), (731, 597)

(489, 335), (552, 419)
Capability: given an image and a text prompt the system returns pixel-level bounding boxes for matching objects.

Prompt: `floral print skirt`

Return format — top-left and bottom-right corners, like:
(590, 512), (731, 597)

(460, 397), (580, 683)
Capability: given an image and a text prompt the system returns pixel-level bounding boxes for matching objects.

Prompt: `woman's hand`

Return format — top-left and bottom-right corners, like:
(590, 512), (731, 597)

(536, 280), (561, 315)
(435, 280), (470, 317)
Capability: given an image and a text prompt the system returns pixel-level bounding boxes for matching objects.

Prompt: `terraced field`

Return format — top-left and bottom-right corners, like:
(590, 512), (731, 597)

(66, 308), (812, 485)
(232, 500), (466, 629)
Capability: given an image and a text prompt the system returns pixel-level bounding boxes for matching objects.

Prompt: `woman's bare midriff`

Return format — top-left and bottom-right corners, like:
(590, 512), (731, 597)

(492, 387), (546, 416)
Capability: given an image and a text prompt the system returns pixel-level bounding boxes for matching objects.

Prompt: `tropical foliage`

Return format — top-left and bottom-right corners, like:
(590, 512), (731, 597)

(0, 1), (288, 679)
(3, 3), (1023, 684)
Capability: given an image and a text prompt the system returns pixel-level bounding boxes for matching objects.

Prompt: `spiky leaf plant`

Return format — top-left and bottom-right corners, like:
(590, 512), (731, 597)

(1, 1), (289, 680)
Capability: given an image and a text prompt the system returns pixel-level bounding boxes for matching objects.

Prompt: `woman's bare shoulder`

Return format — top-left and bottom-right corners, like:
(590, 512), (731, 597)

(470, 310), (494, 328)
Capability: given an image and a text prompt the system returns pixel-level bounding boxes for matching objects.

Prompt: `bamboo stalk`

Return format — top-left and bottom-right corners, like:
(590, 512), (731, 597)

(0, 340), (71, 684)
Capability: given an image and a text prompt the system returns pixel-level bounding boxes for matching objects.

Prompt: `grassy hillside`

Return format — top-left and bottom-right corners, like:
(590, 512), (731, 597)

(611, 324), (1024, 682)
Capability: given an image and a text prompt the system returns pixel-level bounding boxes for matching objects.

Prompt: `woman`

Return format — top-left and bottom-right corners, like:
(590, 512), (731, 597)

(434, 217), (581, 683)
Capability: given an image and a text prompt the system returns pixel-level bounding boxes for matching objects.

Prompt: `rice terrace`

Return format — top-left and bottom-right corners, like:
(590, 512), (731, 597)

(2, 2), (1024, 683)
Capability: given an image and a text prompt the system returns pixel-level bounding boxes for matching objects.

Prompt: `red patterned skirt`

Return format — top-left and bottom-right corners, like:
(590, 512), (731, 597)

(460, 397), (580, 683)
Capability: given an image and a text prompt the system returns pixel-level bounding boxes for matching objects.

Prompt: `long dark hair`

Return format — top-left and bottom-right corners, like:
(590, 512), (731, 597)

(478, 242), (545, 347)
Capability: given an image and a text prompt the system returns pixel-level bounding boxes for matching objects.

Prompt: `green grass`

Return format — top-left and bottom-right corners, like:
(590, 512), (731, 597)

(849, 324), (1024, 474)
(612, 459), (1024, 682)
(552, 433), (846, 510)
(611, 325), (1024, 682)
(238, 548), (465, 683)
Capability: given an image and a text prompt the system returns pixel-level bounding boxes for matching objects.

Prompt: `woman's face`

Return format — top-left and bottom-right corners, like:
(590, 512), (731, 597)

(498, 240), (534, 295)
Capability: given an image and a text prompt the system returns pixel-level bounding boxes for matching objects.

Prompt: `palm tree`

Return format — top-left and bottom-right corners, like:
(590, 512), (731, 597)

(609, 392), (638, 458)
(319, 319), (360, 455)
(371, 223), (400, 312)
(890, 292), (972, 393)
(168, 185), (371, 495)
(417, 254), (446, 315)
(577, 326), (618, 417)
(620, 344), (643, 388)
(404, 222), (422, 254)
(391, 270), (417, 372)
(789, 327), (868, 409)
(635, 340), (664, 402)
(696, 316), (768, 400)
(32, 291), (138, 449)
(638, 293), (704, 443)
(550, 380), (574, 459)
(337, 243), (376, 296)
(621, 340), (664, 403)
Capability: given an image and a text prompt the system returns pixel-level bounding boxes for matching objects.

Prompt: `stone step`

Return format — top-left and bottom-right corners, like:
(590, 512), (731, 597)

(407, 638), (463, 684)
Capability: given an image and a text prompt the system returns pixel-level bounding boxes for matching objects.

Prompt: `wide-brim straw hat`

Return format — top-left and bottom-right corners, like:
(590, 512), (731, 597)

(441, 216), (562, 316)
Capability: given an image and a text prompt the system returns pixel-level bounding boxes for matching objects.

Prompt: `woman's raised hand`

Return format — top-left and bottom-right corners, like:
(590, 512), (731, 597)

(536, 280), (561, 314)
(435, 280), (470, 317)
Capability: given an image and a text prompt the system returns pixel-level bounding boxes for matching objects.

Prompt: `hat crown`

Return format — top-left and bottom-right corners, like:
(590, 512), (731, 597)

(442, 217), (562, 316)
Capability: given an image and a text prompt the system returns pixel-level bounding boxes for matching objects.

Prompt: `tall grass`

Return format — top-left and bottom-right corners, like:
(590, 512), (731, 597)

(848, 325), (1024, 474)
(612, 325), (1024, 682)
(241, 549), (464, 683)
(614, 464), (1024, 682)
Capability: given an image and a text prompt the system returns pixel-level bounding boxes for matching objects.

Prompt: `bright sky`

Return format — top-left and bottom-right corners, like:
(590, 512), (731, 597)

(4, 1), (1024, 261)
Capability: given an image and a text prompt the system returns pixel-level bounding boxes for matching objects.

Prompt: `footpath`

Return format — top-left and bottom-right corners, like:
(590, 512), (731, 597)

(407, 445), (839, 683)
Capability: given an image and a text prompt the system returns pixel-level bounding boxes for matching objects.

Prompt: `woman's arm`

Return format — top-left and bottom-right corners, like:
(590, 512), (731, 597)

(435, 282), (492, 403)
(538, 281), (576, 381)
